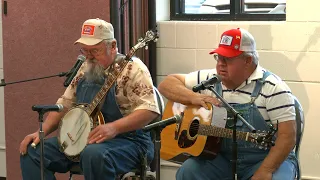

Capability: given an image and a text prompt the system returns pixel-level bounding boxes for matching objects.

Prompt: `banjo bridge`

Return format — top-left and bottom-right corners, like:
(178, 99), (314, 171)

(60, 141), (68, 152)
(67, 132), (75, 142)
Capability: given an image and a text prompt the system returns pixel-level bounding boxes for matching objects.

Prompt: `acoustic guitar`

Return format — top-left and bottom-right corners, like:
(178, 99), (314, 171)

(160, 100), (275, 163)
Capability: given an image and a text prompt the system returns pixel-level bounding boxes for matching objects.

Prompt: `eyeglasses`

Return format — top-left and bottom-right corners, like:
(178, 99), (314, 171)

(213, 54), (234, 62)
(213, 54), (244, 65)
(80, 47), (104, 56)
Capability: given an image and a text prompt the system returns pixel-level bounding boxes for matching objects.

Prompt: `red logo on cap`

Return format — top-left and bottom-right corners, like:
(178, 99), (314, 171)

(82, 25), (95, 36)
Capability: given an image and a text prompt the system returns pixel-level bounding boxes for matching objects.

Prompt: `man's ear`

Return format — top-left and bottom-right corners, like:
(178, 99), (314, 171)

(111, 40), (117, 50)
(246, 56), (253, 65)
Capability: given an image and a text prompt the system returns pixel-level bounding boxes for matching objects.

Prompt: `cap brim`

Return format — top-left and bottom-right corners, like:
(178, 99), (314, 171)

(209, 47), (243, 58)
(74, 37), (104, 45)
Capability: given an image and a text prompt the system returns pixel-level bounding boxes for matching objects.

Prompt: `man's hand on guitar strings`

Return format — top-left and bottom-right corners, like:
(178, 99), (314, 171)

(87, 124), (118, 144)
(191, 94), (221, 109)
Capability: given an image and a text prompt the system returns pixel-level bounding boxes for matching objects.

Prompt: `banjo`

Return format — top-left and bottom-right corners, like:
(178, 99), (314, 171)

(57, 30), (158, 162)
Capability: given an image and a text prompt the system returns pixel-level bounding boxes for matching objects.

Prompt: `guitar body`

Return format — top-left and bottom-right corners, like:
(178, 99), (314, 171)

(160, 101), (221, 163)
(57, 104), (105, 162)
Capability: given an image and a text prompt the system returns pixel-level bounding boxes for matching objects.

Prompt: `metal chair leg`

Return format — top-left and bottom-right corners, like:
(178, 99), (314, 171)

(140, 152), (148, 180)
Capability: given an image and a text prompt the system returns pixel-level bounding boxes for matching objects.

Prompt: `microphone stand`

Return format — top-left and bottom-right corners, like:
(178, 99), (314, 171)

(0, 71), (70, 180)
(142, 124), (163, 180)
(142, 114), (182, 180)
(37, 110), (45, 180)
(0, 72), (69, 87)
(207, 85), (256, 180)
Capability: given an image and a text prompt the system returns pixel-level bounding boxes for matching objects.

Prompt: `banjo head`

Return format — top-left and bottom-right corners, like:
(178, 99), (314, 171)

(58, 107), (91, 157)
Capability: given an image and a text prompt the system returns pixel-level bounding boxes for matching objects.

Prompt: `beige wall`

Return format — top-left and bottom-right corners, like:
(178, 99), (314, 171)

(156, 0), (320, 179)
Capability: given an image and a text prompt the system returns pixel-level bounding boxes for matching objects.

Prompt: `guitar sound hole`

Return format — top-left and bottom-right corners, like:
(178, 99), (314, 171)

(189, 120), (199, 138)
(178, 130), (196, 148)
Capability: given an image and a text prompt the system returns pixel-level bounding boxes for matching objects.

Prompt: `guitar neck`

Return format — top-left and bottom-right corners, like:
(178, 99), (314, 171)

(198, 124), (252, 142)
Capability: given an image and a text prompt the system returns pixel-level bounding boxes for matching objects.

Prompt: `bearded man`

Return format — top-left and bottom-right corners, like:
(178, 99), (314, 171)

(19, 18), (160, 180)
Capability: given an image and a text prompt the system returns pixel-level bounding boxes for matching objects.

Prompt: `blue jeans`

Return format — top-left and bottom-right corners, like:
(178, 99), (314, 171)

(20, 137), (153, 180)
(176, 153), (296, 180)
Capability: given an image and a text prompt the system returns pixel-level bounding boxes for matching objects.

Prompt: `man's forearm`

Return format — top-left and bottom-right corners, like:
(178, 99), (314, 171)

(259, 133), (295, 172)
(41, 111), (66, 136)
(158, 75), (198, 105)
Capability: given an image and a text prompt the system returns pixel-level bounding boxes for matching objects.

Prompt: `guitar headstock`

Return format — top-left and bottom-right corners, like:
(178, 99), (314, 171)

(249, 124), (278, 150)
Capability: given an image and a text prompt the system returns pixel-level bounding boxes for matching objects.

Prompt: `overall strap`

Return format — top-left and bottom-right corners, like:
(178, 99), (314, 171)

(205, 72), (222, 96)
(250, 71), (272, 103)
(214, 82), (223, 97)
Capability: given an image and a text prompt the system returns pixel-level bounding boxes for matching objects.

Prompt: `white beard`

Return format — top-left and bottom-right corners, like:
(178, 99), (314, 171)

(83, 59), (105, 84)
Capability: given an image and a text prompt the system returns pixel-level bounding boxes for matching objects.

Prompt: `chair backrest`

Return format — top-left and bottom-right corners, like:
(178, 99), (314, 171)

(148, 86), (165, 172)
(293, 95), (304, 157)
(152, 86), (165, 123)
(292, 95), (304, 180)
(149, 86), (165, 140)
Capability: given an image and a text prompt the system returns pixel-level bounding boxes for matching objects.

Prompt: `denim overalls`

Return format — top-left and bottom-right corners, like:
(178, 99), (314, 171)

(20, 76), (154, 180)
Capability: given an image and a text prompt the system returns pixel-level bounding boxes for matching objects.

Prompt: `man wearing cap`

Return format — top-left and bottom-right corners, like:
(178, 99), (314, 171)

(158, 28), (297, 180)
(19, 18), (160, 180)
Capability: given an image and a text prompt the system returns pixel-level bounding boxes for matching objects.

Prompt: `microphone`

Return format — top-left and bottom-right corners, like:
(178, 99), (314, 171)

(192, 75), (221, 92)
(63, 55), (86, 87)
(142, 114), (183, 132)
(32, 104), (64, 113)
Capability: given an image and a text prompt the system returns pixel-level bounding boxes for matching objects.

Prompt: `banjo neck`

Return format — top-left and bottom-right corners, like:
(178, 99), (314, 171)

(84, 58), (129, 116)
(84, 30), (159, 116)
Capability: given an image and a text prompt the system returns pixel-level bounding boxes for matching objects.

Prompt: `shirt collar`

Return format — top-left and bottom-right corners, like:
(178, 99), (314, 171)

(246, 65), (265, 84)
(233, 65), (265, 90)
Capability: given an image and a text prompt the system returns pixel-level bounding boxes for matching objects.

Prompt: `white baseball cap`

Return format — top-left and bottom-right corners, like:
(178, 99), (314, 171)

(74, 18), (114, 45)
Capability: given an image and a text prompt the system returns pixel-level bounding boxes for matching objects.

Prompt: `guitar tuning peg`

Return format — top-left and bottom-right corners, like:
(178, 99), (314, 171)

(154, 38), (158, 42)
